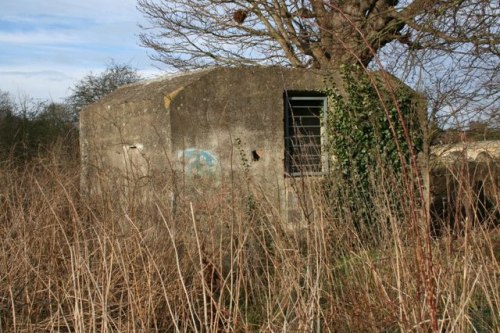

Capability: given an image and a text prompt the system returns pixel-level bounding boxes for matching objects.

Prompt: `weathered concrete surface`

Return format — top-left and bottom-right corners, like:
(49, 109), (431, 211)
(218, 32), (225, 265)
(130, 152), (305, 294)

(80, 66), (333, 215)
(431, 140), (500, 162)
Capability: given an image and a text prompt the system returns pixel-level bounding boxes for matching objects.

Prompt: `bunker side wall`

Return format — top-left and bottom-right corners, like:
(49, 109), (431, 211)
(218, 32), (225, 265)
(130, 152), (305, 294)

(80, 97), (172, 196)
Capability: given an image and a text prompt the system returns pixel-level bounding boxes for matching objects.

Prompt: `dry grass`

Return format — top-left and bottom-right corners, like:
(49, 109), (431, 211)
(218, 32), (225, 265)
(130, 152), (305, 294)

(0, 143), (498, 332)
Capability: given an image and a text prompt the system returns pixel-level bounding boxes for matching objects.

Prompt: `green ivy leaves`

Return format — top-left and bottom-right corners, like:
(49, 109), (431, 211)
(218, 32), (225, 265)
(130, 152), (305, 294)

(324, 65), (423, 227)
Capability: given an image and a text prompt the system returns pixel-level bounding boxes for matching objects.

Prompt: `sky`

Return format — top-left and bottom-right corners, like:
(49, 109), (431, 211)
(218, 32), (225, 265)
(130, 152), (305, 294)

(0, 0), (163, 103)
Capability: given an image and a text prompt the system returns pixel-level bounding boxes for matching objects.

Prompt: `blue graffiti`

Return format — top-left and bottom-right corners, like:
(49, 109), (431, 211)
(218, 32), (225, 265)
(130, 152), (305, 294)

(177, 148), (220, 176)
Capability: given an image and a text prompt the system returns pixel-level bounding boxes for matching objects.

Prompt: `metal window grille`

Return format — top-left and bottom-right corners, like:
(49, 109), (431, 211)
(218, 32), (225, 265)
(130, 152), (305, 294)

(285, 94), (327, 176)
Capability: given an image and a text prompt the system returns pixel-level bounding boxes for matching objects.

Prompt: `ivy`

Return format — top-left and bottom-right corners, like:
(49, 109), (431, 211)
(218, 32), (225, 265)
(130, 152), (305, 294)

(324, 65), (423, 227)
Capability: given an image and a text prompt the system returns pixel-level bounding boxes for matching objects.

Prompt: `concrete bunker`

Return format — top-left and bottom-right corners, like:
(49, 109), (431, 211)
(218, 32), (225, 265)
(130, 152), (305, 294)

(80, 66), (333, 218)
(80, 65), (499, 227)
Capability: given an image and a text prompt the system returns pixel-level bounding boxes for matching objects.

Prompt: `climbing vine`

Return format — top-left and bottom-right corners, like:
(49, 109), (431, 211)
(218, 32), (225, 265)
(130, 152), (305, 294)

(325, 65), (424, 227)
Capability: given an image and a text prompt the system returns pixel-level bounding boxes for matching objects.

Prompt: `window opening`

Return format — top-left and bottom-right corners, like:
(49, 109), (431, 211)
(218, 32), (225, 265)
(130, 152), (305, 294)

(285, 93), (327, 176)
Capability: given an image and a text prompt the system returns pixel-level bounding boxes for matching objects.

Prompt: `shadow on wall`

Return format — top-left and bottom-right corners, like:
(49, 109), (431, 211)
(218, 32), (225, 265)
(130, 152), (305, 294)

(429, 151), (499, 237)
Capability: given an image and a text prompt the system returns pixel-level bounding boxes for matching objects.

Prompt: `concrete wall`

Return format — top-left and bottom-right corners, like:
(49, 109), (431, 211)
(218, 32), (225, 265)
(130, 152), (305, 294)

(431, 140), (500, 162)
(80, 66), (332, 215)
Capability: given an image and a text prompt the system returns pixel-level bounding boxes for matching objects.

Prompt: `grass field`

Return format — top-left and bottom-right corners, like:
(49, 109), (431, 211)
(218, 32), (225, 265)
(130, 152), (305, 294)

(0, 142), (498, 332)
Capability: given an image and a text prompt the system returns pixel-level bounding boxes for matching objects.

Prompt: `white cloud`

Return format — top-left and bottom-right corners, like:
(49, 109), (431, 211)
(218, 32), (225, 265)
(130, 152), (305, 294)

(0, 0), (166, 101)
(2, 0), (140, 23)
(0, 68), (82, 102)
(0, 30), (77, 45)
(0, 64), (163, 102)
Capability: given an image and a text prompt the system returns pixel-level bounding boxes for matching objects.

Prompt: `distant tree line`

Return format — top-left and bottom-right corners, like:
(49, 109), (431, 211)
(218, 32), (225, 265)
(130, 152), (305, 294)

(432, 120), (500, 145)
(0, 63), (141, 162)
(0, 92), (76, 160)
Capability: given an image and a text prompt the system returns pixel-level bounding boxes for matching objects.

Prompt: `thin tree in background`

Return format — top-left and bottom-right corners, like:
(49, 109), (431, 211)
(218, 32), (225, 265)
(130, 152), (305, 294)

(67, 63), (141, 118)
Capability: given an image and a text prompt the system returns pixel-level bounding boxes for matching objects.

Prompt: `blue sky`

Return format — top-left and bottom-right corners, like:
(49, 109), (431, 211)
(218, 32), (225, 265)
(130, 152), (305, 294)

(0, 0), (163, 102)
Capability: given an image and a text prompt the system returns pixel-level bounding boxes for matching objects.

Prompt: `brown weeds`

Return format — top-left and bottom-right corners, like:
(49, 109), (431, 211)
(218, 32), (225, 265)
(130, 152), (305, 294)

(0, 145), (498, 332)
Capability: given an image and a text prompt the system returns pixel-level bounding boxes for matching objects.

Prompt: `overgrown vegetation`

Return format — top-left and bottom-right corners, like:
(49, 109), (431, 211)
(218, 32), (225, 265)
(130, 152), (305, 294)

(1, 61), (498, 332)
(1, 118), (498, 332)
(0, 4), (497, 326)
(327, 66), (424, 178)
(1, 60), (498, 331)
(0, 93), (77, 161)
(325, 66), (424, 229)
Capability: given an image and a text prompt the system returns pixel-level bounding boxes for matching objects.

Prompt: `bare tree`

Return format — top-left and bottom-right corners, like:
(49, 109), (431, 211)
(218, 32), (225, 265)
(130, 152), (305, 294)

(67, 63), (141, 117)
(137, 0), (498, 71)
(0, 90), (14, 120)
(381, 2), (498, 134)
(138, 1), (499, 135)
